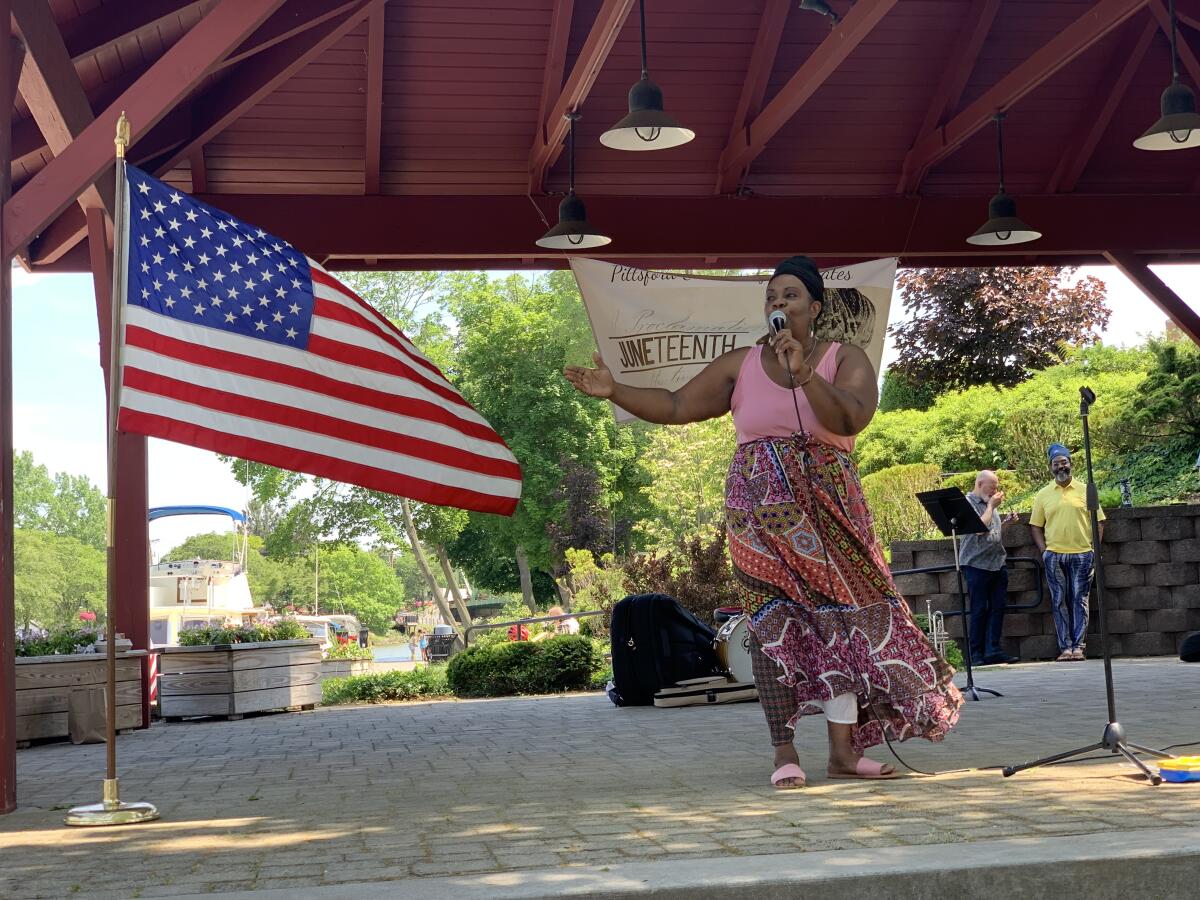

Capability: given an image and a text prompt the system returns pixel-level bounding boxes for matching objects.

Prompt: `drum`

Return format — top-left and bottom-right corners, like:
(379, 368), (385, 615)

(713, 614), (755, 685)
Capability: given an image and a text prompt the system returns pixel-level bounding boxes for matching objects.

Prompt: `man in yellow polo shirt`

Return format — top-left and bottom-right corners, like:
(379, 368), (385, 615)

(1029, 442), (1105, 662)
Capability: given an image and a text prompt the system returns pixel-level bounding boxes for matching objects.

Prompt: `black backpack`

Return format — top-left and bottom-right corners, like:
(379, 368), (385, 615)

(1181, 631), (1200, 663)
(609, 593), (721, 706)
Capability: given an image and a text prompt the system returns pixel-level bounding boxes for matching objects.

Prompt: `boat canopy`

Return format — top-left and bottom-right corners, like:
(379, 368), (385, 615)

(148, 505), (246, 523)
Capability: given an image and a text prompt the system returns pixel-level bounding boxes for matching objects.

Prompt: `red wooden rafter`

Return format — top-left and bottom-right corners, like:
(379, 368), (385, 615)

(364, 4), (384, 194)
(896, 0), (1001, 194)
(898, 0), (1150, 193)
(716, 0), (898, 195)
(2, 0), (287, 260)
(1105, 251), (1200, 344)
(723, 0), (790, 147)
(527, 0), (634, 194)
(533, 0), (575, 153)
(11, 0), (114, 220)
(148, 191), (1200, 265)
(60, 0), (203, 63)
(29, 0), (381, 266)
(1047, 14), (1158, 193)
(15, 0), (362, 180)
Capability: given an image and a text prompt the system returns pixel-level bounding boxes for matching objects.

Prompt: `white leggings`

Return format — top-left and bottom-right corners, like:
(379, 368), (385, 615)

(822, 692), (858, 725)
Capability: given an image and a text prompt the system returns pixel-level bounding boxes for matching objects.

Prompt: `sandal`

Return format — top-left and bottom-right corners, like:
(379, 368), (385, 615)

(1056, 649), (1075, 661)
(771, 763), (807, 790)
(827, 757), (899, 780)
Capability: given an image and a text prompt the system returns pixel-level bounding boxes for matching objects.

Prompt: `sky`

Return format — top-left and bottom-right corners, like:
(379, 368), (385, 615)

(11, 262), (1200, 559)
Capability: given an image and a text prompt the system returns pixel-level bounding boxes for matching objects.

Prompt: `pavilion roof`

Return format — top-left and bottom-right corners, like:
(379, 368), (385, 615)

(10, 0), (1200, 272)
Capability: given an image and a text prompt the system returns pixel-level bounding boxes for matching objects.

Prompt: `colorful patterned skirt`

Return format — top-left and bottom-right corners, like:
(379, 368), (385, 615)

(725, 433), (962, 753)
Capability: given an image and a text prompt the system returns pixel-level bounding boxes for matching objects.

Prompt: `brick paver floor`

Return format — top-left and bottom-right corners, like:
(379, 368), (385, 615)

(2, 658), (1199, 898)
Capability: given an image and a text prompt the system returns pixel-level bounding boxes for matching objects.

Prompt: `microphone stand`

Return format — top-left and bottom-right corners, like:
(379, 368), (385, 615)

(1002, 386), (1172, 784)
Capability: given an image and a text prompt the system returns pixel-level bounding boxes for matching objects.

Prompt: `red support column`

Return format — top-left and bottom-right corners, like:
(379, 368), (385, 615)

(87, 207), (151, 728)
(1103, 252), (1200, 347)
(1, 13), (25, 817)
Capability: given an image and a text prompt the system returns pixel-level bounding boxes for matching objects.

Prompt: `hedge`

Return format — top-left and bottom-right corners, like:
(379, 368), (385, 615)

(446, 634), (599, 697)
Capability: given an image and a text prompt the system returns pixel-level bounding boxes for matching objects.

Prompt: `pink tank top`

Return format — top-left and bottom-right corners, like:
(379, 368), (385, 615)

(730, 343), (855, 451)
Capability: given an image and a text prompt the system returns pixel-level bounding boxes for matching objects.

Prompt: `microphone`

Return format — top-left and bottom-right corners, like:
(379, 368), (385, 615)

(768, 310), (787, 335)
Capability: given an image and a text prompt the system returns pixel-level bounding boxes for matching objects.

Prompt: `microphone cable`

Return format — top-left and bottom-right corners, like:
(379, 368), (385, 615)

(773, 326), (941, 777)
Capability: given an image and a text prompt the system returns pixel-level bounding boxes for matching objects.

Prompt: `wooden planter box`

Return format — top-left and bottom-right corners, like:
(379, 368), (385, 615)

(320, 658), (371, 680)
(15, 650), (146, 745)
(159, 639), (322, 720)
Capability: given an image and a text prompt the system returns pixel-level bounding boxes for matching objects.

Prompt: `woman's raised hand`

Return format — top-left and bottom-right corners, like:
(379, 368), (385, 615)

(564, 351), (615, 398)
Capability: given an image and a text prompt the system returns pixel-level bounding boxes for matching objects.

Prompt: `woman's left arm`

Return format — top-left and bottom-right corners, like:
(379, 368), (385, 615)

(801, 344), (879, 436)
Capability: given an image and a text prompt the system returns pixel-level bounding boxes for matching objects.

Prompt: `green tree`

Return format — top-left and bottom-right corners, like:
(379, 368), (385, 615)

(878, 368), (938, 412)
(446, 270), (645, 611)
(14, 530), (106, 628)
(13, 451), (106, 550)
(1122, 338), (1200, 444)
(308, 544), (404, 633)
(891, 267), (1110, 394)
(637, 416), (735, 549)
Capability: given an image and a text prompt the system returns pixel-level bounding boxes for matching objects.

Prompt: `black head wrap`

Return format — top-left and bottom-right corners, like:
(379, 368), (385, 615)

(770, 255), (824, 316)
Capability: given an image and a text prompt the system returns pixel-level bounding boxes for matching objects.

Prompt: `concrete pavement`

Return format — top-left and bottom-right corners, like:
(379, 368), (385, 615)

(2, 658), (1198, 898)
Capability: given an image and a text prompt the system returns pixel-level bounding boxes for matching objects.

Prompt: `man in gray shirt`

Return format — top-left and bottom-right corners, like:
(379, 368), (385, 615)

(961, 470), (1018, 665)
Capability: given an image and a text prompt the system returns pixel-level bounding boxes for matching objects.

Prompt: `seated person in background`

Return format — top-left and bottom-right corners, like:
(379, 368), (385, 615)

(548, 605), (580, 635)
(961, 470), (1019, 665)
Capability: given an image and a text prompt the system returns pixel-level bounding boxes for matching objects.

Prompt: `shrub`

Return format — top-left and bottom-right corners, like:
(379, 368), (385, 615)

(562, 548), (626, 639)
(15, 625), (101, 657)
(321, 665), (451, 705)
(325, 641), (372, 660)
(621, 531), (739, 626)
(177, 616), (310, 646)
(878, 368), (938, 412)
(860, 463), (942, 549)
(446, 634), (599, 697)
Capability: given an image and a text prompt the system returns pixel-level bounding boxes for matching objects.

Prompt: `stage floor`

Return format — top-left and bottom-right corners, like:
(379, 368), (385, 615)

(3, 658), (1199, 898)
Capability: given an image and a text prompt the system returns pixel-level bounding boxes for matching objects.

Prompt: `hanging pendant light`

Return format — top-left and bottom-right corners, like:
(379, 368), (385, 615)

(536, 112), (612, 250)
(599, 0), (695, 151)
(967, 113), (1041, 246)
(799, 0), (840, 26)
(1134, 0), (1200, 150)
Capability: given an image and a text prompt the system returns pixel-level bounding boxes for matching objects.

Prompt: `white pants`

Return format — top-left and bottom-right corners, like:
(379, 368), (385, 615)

(821, 692), (858, 725)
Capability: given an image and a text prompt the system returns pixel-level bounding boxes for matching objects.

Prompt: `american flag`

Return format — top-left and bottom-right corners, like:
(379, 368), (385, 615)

(118, 164), (521, 516)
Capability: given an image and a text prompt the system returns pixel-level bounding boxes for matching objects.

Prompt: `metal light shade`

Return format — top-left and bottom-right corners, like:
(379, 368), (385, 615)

(1133, 83), (1200, 150)
(600, 76), (695, 151)
(535, 192), (612, 249)
(966, 192), (1042, 246)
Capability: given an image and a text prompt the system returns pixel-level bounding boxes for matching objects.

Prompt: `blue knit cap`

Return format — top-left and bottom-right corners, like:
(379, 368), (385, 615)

(1047, 443), (1071, 466)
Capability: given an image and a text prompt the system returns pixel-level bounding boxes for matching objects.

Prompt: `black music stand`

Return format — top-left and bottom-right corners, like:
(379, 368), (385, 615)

(916, 487), (1002, 701)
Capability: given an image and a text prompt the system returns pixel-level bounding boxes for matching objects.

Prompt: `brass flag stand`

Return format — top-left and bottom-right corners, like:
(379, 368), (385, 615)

(65, 113), (159, 826)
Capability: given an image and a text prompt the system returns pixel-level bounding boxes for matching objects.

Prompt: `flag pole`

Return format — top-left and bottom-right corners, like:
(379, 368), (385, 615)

(66, 112), (158, 827)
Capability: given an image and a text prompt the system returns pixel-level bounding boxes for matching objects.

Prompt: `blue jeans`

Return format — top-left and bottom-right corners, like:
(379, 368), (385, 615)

(1043, 550), (1093, 651)
(962, 565), (1009, 661)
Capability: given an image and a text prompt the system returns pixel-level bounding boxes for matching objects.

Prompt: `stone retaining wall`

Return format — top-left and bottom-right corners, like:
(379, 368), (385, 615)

(889, 504), (1200, 660)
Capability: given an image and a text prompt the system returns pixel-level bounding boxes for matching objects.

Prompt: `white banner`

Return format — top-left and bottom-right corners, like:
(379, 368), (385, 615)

(571, 258), (898, 422)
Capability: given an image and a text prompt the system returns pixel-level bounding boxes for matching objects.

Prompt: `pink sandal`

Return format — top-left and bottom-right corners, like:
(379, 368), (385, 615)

(827, 757), (899, 780)
(771, 763), (807, 790)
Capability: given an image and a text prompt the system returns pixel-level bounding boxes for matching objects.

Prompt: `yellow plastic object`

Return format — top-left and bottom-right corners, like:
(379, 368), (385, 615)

(1157, 756), (1200, 783)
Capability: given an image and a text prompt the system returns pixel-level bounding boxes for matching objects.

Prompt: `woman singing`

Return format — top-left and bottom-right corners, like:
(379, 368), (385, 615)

(564, 256), (961, 789)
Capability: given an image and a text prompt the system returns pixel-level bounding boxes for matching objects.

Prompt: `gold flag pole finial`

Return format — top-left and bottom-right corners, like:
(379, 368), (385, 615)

(114, 111), (130, 160)
(66, 110), (158, 828)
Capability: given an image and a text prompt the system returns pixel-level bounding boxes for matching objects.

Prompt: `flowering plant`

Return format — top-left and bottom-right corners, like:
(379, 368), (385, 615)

(15, 625), (102, 657)
(177, 616), (310, 646)
(78, 610), (98, 623)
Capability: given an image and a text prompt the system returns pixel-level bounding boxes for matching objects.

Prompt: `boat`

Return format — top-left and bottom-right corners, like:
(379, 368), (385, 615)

(147, 505), (269, 647)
